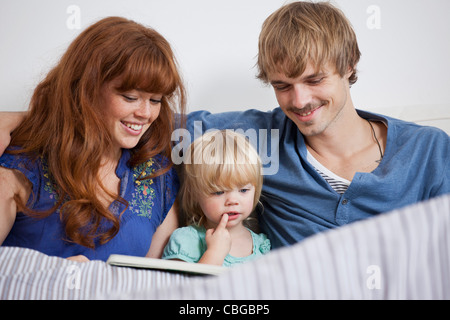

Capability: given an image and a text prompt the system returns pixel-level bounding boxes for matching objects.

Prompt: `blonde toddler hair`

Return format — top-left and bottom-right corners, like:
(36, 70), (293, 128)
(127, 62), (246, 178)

(180, 130), (263, 227)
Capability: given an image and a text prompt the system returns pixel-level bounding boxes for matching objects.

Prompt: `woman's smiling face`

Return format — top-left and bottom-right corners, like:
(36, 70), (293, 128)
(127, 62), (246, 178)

(100, 78), (163, 154)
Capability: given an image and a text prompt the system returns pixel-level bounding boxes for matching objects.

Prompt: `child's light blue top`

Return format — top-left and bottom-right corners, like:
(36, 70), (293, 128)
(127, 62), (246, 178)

(162, 225), (271, 267)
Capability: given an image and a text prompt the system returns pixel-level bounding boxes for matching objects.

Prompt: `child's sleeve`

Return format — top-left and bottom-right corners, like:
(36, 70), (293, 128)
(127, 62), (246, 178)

(161, 226), (205, 263)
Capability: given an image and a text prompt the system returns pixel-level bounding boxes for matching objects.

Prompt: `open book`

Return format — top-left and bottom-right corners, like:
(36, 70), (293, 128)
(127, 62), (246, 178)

(106, 254), (226, 276)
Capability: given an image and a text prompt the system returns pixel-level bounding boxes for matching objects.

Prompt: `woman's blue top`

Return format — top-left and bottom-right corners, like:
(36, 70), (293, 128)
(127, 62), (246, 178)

(0, 149), (179, 261)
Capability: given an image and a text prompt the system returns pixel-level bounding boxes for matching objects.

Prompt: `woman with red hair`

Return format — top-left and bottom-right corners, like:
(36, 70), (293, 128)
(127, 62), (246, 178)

(0, 17), (186, 261)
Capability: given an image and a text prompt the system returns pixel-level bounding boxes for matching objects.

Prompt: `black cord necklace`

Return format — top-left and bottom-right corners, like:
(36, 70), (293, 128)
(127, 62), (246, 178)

(367, 119), (384, 163)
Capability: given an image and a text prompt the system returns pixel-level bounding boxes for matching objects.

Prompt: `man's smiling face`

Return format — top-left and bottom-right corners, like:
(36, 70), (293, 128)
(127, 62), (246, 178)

(269, 62), (353, 137)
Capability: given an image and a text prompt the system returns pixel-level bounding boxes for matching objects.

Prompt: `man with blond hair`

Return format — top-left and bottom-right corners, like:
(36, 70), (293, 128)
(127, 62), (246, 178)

(186, 1), (449, 248)
(1, 2), (449, 249)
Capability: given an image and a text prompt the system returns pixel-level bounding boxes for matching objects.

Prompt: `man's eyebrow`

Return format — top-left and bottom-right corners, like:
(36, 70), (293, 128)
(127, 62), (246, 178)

(270, 72), (326, 85)
(270, 80), (289, 86)
(302, 72), (326, 80)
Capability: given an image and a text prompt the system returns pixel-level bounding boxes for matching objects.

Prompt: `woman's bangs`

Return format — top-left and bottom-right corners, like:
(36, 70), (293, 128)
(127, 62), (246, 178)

(116, 47), (178, 95)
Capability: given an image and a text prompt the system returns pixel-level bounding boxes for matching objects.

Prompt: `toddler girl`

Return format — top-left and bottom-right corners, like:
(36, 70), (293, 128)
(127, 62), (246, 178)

(162, 130), (270, 266)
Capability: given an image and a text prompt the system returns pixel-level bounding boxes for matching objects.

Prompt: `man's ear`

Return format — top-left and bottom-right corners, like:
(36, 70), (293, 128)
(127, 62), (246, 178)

(345, 65), (354, 79)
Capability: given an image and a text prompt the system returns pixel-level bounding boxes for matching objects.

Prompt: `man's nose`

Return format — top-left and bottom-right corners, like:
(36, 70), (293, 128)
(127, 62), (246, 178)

(291, 84), (313, 109)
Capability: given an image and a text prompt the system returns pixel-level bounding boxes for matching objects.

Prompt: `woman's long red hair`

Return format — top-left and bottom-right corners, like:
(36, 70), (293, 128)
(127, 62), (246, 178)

(9, 17), (186, 248)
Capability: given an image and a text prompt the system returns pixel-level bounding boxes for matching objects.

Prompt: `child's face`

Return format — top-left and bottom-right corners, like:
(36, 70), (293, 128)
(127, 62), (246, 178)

(198, 183), (256, 229)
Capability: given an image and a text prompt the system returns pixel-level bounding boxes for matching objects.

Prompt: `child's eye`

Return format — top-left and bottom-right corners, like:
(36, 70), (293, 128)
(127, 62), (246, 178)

(239, 188), (249, 193)
(213, 191), (224, 196)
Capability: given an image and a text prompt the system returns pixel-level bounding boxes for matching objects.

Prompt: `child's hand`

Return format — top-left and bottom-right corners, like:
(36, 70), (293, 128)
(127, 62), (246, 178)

(199, 214), (231, 265)
(206, 213), (231, 252)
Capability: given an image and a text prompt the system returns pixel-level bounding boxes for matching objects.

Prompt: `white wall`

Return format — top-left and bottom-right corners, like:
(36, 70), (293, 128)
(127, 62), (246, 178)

(1, 0), (449, 130)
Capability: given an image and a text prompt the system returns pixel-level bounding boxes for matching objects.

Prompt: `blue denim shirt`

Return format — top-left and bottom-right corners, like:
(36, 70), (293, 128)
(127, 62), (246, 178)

(184, 108), (450, 248)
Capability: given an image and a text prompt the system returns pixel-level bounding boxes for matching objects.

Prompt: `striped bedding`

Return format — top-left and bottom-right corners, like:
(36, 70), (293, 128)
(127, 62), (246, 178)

(1, 194), (449, 300)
